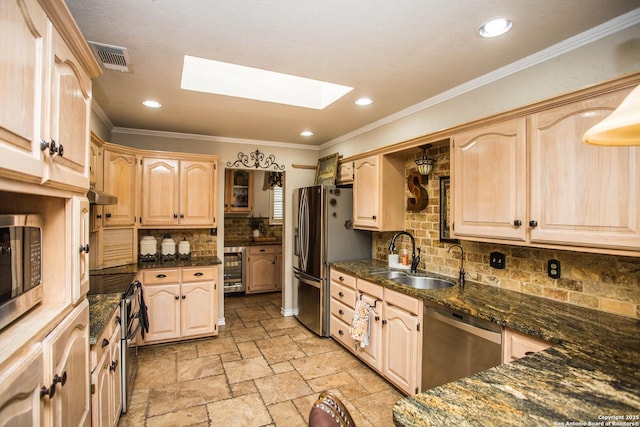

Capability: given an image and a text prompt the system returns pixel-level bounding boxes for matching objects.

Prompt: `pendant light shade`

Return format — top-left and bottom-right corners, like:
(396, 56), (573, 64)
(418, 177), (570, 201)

(583, 84), (640, 146)
(415, 144), (436, 176)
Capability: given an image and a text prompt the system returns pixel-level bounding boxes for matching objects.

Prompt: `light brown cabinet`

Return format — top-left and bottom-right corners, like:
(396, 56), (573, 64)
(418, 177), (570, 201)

(225, 169), (253, 213)
(328, 269), (423, 395)
(141, 157), (217, 227)
(247, 246), (282, 293)
(0, 0), (97, 191)
(336, 161), (354, 185)
(42, 300), (91, 427)
(103, 147), (137, 227)
(0, 344), (44, 426)
(90, 307), (121, 427)
(452, 87), (640, 255)
(502, 328), (551, 363)
(71, 196), (90, 304)
(141, 267), (218, 344)
(353, 155), (405, 231)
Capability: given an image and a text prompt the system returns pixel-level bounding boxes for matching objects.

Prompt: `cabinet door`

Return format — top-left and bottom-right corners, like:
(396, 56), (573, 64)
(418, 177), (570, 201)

(247, 254), (276, 293)
(71, 196), (90, 304)
(180, 160), (216, 226)
(0, 344), (44, 427)
(529, 89), (640, 251)
(42, 300), (90, 427)
(103, 150), (137, 227)
(143, 283), (180, 343)
(383, 302), (421, 395)
(452, 118), (527, 241)
(45, 27), (91, 190)
(180, 281), (216, 337)
(355, 293), (383, 372)
(108, 325), (122, 424)
(89, 139), (103, 189)
(0, 0), (47, 183)
(353, 156), (380, 229)
(140, 158), (179, 226)
(90, 348), (110, 427)
(336, 161), (354, 185)
(225, 169), (253, 213)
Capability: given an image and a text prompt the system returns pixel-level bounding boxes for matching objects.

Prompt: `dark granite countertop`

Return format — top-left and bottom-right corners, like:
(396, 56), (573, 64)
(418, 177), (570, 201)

(331, 259), (640, 426)
(87, 293), (121, 347)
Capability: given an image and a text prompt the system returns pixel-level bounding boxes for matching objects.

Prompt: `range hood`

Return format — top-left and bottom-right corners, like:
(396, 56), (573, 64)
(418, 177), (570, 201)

(87, 189), (118, 205)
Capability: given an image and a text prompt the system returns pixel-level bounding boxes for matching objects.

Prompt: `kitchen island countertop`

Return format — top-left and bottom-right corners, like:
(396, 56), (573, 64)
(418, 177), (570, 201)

(331, 259), (640, 426)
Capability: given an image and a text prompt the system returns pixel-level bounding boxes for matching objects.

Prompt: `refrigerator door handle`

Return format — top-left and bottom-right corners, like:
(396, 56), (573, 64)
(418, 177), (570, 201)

(294, 270), (321, 289)
(298, 189), (309, 271)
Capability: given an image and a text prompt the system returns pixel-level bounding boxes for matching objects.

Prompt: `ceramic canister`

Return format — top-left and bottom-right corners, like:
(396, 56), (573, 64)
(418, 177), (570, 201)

(178, 238), (190, 255)
(161, 236), (176, 255)
(140, 235), (158, 255)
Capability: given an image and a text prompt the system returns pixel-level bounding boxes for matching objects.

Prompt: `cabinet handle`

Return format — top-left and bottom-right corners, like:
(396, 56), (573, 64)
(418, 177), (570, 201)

(372, 215), (377, 220)
(40, 385), (54, 399)
(260, 249), (266, 252)
(53, 371), (67, 387)
(338, 309), (344, 315)
(182, 295), (186, 299)
(57, 143), (64, 157)
(513, 220), (522, 227)
(338, 330), (344, 336)
(194, 272), (204, 276)
(101, 338), (110, 348)
(40, 140), (50, 151)
(180, 214), (184, 218)
(339, 276), (344, 281)
(382, 319), (387, 325)
(173, 214), (178, 218)
(375, 316), (380, 321)
(109, 360), (119, 372)
(105, 213), (112, 218)
(529, 220), (538, 228)
(524, 351), (535, 356)
(338, 291), (344, 297)
(175, 295), (179, 300)
(96, 214), (102, 219)
(79, 244), (90, 253)
(156, 274), (167, 278)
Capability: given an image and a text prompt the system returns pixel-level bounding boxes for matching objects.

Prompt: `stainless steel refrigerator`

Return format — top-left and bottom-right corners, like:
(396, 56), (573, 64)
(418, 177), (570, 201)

(293, 185), (372, 337)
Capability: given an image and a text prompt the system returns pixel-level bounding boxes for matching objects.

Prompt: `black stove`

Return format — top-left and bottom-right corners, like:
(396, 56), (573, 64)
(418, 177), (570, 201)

(88, 272), (137, 295)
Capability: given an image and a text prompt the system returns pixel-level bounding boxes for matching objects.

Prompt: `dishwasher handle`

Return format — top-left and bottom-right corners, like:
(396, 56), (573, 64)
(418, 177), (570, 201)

(427, 308), (501, 345)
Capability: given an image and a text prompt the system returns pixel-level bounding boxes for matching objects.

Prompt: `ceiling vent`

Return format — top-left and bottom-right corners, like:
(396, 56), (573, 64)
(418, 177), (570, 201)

(88, 41), (131, 72)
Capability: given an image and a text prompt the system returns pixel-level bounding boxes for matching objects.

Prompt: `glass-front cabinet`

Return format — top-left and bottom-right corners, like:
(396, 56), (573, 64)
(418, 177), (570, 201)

(225, 169), (253, 213)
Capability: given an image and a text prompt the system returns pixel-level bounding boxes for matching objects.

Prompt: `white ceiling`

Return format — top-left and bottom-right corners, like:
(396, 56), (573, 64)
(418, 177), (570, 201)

(65, 1), (640, 146)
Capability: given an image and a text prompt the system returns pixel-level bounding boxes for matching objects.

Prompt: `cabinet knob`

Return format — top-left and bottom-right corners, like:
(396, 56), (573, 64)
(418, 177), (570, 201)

(182, 295), (186, 299)
(57, 143), (64, 157)
(109, 360), (119, 372)
(382, 319), (387, 325)
(529, 220), (538, 228)
(194, 272), (204, 277)
(101, 338), (109, 348)
(339, 276), (344, 281)
(524, 351), (535, 356)
(513, 220), (522, 227)
(156, 274), (167, 278)
(173, 213), (178, 218)
(175, 295), (179, 300)
(96, 214), (102, 219)
(338, 309), (344, 315)
(180, 214), (184, 218)
(79, 244), (90, 253)
(338, 330), (344, 336)
(375, 316), (380, 321)
(338, 291), (344, 297)
(372, 215), (377, 220)
(53, 371), (67, 387)
(105, 213), (112, 218)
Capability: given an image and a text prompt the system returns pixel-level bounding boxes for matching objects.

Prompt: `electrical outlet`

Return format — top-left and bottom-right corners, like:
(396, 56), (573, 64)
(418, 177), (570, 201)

(489, 252), (505, 269)
(548, 259), (561, 279)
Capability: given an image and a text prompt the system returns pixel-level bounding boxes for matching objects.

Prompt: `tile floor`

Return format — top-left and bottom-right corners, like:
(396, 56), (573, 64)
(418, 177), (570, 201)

(118, 292), (402, 427)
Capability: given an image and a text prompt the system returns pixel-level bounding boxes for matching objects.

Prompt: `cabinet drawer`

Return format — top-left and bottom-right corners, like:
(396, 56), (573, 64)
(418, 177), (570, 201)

(330, 315), (354, 349)
(181, 266), (216, 283)
(248, 246), (275, 255)
(330, 282), (356, 308)
(503, 328), (551, 362)
(384, 288), (421, 315)
(330, 268), (356, 289)
(90, 308), (120, 370)
(357, 278), (383, 300)
(331, 298), (354, 324)
(142, 268), (180, 285)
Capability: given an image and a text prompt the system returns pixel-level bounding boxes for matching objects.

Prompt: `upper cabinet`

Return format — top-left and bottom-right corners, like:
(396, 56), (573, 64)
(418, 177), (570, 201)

(353, 155), (405, 231)
(224, 169), (253, 213)
(452, 117), (527, 242)
(103, 146), (137, 227)
(0, 0), (100, 191)
(336, 161), (354, 185)
(451, 85), (640, 255)
(141, 156), (217, 227)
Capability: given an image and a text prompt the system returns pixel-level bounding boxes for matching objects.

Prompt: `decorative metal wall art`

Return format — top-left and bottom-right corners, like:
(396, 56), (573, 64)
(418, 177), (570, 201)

(439, 176), (459, 243)
(226, 149), (285, 170)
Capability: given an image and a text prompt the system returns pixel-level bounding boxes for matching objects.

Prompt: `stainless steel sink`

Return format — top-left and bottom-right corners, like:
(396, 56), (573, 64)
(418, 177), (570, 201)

(371, 270), (408, 279)
(392, 276), (455, 290)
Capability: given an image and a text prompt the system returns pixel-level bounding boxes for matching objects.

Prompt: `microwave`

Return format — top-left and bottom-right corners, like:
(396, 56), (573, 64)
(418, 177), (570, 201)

(0, 214), (43, 330)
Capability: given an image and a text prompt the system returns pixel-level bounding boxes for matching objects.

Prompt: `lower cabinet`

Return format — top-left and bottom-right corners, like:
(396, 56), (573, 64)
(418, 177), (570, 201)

(502, 328), (551, 363)
(90, 307), (121, 427)
(42, 299), (91, 427)
(0, 344), (44, 426)
(247, 245), (282, 293)
(329, 269), (423, 395)
(141, 266), (218, 345)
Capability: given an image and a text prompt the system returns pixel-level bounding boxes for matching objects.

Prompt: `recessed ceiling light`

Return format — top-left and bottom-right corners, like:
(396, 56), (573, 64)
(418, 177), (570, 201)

(142, 100), (162, 108)
(478, 18), (512, 38)
(300, 130), (314, 137)
(181, 55), (353, 109)
(355, 97), (373, 106)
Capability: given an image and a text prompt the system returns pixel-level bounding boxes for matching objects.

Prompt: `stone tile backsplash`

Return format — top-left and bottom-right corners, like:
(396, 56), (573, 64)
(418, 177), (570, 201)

(224, 216), (283, 243)
(373, 146), (640, 319)
(138, 229), (218, 258)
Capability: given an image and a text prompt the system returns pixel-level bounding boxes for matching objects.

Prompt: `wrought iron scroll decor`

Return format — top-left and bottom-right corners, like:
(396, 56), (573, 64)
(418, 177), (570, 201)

(226, 149), (285, 170)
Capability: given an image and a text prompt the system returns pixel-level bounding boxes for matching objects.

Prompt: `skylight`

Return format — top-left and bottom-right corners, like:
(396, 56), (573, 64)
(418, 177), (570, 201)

(180, 55), (353, 109)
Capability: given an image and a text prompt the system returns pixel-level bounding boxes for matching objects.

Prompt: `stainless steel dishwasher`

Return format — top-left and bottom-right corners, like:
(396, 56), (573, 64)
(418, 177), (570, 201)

(422, 302), (502, 390)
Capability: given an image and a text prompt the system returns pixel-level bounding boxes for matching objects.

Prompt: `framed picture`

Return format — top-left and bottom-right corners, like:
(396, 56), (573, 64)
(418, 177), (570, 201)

(315, 153), (339, 185)
(439, 176), (458, 243)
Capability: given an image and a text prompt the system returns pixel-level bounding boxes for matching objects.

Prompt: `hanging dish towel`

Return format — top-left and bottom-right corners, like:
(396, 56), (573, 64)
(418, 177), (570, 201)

(350, 300), (371, 348)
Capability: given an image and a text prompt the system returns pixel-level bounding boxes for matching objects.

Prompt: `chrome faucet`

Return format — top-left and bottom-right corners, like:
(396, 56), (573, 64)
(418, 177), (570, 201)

(389, 231), (421, 274)
(447, 244), (466, 289)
